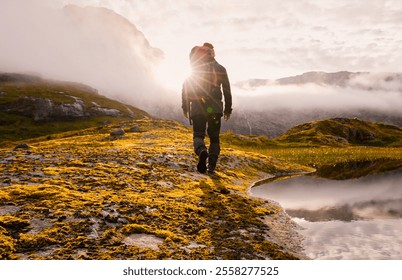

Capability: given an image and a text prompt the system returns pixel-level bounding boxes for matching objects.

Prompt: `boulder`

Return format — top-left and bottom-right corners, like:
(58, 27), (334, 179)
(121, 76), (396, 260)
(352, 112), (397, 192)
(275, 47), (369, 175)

(110, 128), (125, 136)
(127, 125), (140, 132)
(14, 143), (30, 150)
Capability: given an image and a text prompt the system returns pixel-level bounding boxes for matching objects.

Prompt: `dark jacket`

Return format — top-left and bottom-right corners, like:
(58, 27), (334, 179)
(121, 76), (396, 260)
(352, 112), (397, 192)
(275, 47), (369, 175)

(182, 60), (232, 118)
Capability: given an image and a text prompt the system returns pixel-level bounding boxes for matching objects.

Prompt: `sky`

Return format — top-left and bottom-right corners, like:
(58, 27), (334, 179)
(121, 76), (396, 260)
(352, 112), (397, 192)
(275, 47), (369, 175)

(1, 0), (402, 115)
(49, 0), (402, 83)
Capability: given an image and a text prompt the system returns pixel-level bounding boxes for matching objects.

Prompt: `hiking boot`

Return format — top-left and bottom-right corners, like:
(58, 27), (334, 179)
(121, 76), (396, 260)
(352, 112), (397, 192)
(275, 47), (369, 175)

(197, 150), (208, 173)
(207, 156), (217, 173)
(207, 162), (216, 173)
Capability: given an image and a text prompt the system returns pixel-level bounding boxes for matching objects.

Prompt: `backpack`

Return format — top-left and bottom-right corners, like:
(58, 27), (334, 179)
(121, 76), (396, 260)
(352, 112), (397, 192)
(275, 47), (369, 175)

(189, 46), (213, 66)
(185, 46), (218, 102)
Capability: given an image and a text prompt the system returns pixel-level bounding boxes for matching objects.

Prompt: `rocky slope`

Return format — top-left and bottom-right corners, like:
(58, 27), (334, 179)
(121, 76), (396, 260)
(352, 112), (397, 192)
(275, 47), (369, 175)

(0, 119), (312, 260)
(0, 73), (149, 142)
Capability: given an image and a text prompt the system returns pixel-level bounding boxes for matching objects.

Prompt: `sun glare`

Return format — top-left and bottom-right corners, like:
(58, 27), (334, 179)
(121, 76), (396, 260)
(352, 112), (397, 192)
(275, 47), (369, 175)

(154, 56), (191, 92)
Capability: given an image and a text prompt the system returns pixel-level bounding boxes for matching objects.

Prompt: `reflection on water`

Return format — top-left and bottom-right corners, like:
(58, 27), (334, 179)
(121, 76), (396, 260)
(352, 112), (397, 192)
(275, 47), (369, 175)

(294, 218), (402, 260)
(251, 161), (402, 260)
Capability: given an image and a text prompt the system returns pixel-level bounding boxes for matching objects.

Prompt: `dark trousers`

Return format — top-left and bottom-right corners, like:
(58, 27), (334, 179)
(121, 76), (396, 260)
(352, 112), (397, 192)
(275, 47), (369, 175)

(192, 114), (221, 163)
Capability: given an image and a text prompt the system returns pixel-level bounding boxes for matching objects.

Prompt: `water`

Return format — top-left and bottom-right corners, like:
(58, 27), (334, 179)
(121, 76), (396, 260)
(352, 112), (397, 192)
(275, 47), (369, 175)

(251, 161), (402, 259)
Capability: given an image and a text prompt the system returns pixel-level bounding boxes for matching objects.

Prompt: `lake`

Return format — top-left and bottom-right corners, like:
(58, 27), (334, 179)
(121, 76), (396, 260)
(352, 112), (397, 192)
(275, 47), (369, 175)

(251, 160), (402, 259)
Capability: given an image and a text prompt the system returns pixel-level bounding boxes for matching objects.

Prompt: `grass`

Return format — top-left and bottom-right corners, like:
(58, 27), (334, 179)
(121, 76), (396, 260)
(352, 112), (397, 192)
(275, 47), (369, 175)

(0, 111), (135, 144)
(253, 146), (402, 168)
(222, 131), (402, 181)
(221, 129), (402, 169)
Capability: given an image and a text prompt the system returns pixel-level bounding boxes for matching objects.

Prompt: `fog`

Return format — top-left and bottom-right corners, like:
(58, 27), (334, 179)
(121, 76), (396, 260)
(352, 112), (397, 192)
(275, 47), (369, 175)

(0, 0), (176, 113)
(233, 73), (402, 115)
(225, 72), (402, 136)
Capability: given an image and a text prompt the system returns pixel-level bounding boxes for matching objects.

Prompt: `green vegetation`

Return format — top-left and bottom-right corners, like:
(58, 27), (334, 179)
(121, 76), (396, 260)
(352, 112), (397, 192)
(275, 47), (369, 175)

(277, 118), (402, 147)
(242, 146), (402, 169)
(0, 111), (133, 144)
(222, 118), (402, 170)
(0, 74), (149, 143)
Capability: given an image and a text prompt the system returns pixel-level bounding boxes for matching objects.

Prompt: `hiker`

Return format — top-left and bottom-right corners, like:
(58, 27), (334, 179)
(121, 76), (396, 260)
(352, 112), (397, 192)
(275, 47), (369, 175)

(182, 42), (232, 173)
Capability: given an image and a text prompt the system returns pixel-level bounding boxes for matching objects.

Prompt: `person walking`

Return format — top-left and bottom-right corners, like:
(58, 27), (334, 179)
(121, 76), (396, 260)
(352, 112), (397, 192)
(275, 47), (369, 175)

(182, 42), (232, 173)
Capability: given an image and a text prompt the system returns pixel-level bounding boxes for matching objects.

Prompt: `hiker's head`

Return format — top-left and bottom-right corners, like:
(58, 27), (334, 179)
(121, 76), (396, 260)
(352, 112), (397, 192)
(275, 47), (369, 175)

(189, 46), (213, 69)
(203, 42), (215, 58)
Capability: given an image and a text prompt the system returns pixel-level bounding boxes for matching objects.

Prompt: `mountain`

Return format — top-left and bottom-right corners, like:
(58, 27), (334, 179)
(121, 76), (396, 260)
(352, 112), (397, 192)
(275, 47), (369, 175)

(0, 118), (310, 260)
(277, 71), (359, 87)
(63, 5), (163, 64)
(235, 71), (402, 90)
(0, 73), (149, 143)
(0, 4), (163, 105)
(277, 117), (402, 147)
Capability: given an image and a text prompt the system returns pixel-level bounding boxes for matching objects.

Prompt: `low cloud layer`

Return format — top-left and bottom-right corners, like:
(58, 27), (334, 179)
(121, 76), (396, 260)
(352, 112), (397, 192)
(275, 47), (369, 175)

(233, 72), (402, 115)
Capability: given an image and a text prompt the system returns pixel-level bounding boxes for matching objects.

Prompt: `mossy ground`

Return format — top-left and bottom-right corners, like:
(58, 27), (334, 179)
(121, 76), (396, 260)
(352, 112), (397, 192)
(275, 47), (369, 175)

(0, 119), (310, 260)
(276, 118), (402, 147)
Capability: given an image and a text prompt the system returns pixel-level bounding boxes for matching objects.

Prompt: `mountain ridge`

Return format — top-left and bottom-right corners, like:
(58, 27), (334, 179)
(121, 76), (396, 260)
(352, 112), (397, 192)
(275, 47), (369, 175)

(277, 117), (402, 147)
(234, 71), (402, 90)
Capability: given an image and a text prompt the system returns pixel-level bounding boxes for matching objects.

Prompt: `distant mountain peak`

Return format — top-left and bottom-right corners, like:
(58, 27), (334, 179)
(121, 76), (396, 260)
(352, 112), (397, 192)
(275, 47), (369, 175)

(276, 71), (360, 86)
(234, 71), (402, 92)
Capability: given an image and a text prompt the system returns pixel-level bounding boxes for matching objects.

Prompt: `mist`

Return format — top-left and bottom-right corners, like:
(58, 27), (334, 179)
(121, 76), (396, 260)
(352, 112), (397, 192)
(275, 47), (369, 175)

(0, 0), (177, 114)
(233, 73), (402, 114)
(223, 72), (402, 136)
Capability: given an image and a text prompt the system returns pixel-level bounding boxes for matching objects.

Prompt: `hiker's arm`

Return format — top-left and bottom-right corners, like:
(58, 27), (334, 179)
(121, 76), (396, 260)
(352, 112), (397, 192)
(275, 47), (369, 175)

(221, 68), (232, 116)
(181, 82), (189, 118)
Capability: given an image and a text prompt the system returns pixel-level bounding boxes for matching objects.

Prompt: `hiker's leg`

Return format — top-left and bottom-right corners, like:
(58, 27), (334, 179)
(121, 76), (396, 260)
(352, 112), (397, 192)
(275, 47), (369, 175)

(192, 115), (209, 173)
(192, 115), (207, 156)
(207, 114), (221, 171)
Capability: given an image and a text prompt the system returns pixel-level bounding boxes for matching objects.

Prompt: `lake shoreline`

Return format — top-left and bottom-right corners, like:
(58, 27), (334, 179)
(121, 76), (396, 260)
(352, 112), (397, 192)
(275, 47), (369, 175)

(248, 171), (316, 260)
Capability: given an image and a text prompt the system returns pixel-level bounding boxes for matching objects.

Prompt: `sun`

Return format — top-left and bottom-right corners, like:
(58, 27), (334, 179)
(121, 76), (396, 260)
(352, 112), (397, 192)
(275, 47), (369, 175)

(154, 55), (191, 92)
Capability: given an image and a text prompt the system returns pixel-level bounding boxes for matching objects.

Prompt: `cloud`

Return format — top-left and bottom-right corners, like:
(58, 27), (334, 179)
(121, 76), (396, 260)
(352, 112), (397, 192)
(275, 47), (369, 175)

(298, 218), (402, 259)
(6, 0), (402, 83)
(0, 0), (172, 111)
(233, 72), (402, 116)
